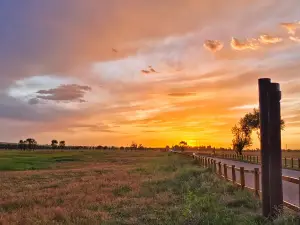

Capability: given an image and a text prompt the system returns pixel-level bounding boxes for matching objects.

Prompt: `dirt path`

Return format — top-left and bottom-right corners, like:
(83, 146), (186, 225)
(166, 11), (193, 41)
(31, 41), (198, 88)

(198, 155), (300, 207)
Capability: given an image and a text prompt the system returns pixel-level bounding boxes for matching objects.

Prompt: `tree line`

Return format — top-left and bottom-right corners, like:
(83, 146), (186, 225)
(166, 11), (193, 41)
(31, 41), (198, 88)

(0, 140), (152, 151)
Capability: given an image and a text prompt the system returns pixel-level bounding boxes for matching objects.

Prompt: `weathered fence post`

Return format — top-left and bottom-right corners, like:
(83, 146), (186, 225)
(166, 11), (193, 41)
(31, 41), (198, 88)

(269, 83), (283, 216)
(284, 157), (287, 168)
(240, 167), (245, 189)
(298, 159), (300, 169)
(224, 164), (227, 180)
(291, 158), (294, 168)
(259, 78), (271, 217)
(232, 165), (236, 184)
(299, 177), (300, 208)
(214, 160), (217, 173)
(218, 162), (222, 176)
(254, 168), (260, 197)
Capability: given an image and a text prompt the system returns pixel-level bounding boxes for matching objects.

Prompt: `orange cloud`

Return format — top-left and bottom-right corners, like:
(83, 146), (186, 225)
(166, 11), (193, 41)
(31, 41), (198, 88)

(230, 37), (260, 50)
(168, 92), (196, 97)
(258, 34), (282, 44)
(281, 22), (300, 35)
(203, 40), (224, 52)
(289, 36), (300, 43)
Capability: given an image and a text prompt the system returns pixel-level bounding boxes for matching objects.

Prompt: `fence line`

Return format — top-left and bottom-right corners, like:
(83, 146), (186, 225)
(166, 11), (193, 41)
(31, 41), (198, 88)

(211, 153), (300, 170)
(173, 151), (300, 212)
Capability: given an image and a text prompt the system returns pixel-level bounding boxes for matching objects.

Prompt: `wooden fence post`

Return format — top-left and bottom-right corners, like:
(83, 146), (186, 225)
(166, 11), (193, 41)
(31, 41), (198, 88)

(269, 82), (283, 216)
(232, 165), (236, 184)
(240, 167), (245, 189)
(257, 156), (259, 164)
(284, 157), (287, 168)
(224, 164), (227, 180)
(298, 159), (300, 169)
(214, 160), (217, 173)
(218, 162), (222, 176)
(254, 168), (260, 197)
(291, 158), (294, 168)
(299, 177), (300, 208)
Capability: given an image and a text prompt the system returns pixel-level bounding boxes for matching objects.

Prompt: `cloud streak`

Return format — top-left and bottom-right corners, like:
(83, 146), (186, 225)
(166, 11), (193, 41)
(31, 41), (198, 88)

(289, 35), (300, 43)
(168, 92), (196, 97)
(258, 34), (282, 44)
(231, 37), (260, 50)
(35, 84), (91, 103)
(203, 40), (224, 52)
(281, 22), (300, 35)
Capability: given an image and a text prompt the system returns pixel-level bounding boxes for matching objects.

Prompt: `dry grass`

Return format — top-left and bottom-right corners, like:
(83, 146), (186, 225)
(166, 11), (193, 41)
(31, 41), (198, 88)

(0, 150), (299, 225)
(0, 151), (173, 224)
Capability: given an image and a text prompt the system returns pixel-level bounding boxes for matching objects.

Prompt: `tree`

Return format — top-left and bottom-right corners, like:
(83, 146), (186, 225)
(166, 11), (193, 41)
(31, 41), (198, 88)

(138, 144), (144, 150)
(240, 108), (285, 139)
(18, 140), (25, 150)
(232, 108), (285, 155)
(25, 138), (37, 150)
(179, 141), (188, 152)
(51, 140), (58, 149)
(232, 125), (252, 155)
(59, 141), (66, 149)
(130, 142), (138, 150)
(165, 145), (170, 151)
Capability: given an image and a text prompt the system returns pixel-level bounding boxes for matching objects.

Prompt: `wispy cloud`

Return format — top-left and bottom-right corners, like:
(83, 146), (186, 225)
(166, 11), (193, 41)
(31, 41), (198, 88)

(35, 84), (91, 103)
(141, 66), (158, 74)
(281, 22), (300, 35)
(168, 92), (196, 97)
(149, 66), (158, 73)
(203, 40), (224, 52)
(289, 35), (300, 43)
(141, 69), (151, 74)
(230, 104), (258, 110)
(230, 37), (260, 50)
(258, 34), (282, 44)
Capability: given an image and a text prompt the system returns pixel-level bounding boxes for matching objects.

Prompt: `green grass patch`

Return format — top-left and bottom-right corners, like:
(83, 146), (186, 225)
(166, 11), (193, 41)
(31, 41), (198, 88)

(105, 154), (300, 225)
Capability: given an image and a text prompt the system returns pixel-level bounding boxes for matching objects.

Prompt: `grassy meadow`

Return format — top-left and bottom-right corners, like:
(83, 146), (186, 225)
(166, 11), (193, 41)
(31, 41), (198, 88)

(0, 150), (299, 225)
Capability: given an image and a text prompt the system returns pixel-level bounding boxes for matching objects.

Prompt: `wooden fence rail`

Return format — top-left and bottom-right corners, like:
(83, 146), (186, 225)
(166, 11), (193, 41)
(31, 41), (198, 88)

(186, 152), (300, 212)
(214, 153), (300, 170)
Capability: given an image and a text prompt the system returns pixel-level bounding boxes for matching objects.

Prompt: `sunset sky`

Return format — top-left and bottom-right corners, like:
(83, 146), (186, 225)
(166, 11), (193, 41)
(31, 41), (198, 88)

(1, 0), (300, 148)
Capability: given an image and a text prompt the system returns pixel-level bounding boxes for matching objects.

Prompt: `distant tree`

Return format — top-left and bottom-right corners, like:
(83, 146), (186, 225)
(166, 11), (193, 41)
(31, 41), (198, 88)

(120, 146), (125, 151)
(51, 140), (58, 149)
(165, 145), (170, 151)
(232, 125), (252, 155)
(138, 144), (144, 150)
(59, 141), (66, 149)
(179, 141), (188, 152)
(18, 140), (25, 150)
(26, 138), (37, 150)
(130, 142), (138, 150)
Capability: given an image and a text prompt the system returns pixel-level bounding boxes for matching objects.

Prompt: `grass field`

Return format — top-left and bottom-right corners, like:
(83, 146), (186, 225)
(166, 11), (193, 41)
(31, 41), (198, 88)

(0, 150), (299, 225)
